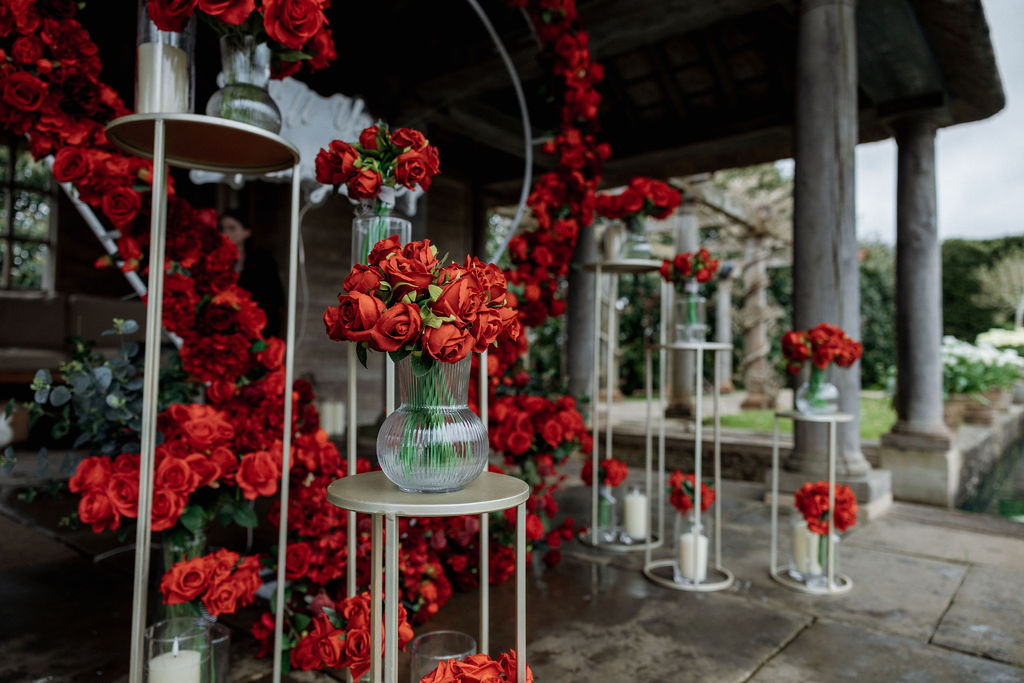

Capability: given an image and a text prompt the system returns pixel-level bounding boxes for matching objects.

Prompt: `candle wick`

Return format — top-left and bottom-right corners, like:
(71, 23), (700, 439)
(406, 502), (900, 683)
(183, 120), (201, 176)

(172, 636), (179, 657)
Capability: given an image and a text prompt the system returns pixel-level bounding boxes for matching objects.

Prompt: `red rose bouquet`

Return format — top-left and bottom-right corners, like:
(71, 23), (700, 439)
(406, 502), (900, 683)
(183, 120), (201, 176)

(668, 470), (714, 515)
(794, 481), (857, 535)
(145, 0), (335, 78)
(782, 323), (862, 412)
(158, 548), (263, 618)
(287, 591), (414, 678)
(596, 176), (682, 260)
(420, 650), (533, 683)
(580, 457), (629, 488)
(659, 248), (720, 290)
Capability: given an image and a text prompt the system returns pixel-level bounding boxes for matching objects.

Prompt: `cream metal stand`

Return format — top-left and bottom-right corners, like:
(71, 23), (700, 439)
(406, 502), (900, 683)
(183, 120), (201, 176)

(326, 471), (529, 683)
(642, 341), (734, 592)
(769, 410), (853, 595)
(580, 259), (665, 552)
(106, 113), (300, 683)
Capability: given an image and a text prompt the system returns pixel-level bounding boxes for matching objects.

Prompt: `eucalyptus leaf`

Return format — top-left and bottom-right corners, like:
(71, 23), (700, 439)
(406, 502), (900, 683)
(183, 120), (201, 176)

(93, 366), (113, 392)
(34, 387), (50, 405)
(120, 319), (139, 334)
(34, 368), (52, 385)
(68, 372), (92, 393)
(35, 447), (49, 477)
(49, 386), (71, 407)
(72, 431), (90, 449)
(123, 342), (140, 360)
(125, 377), (144, 391)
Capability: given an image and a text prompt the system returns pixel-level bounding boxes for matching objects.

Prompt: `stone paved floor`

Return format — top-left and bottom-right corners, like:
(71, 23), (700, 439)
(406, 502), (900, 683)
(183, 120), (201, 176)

(1, 463), (1023, 682)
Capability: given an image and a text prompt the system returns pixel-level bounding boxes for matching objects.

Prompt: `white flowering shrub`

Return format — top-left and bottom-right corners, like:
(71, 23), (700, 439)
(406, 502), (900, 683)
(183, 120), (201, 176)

(941, 336), (1024, 397)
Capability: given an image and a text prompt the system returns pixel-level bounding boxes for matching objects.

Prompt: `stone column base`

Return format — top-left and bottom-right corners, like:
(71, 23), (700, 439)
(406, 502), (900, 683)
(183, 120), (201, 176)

(879, 431), (961, 507)
(765, 468), (894, 520)
(664, 399), (695, 419)
(741, 392), (775, 410)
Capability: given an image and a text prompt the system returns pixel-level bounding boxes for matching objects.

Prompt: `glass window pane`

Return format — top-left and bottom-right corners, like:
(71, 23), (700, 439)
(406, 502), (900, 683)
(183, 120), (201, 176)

(13, 191), (50, 240)
(14, 148), (49, 190)
(11, 240), (47, 289)
(0, 145), (9, 183)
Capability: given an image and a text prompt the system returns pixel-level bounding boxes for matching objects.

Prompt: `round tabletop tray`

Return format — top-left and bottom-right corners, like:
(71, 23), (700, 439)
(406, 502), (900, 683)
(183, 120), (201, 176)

(649, 341), (733, 352)
(774, 410), (855, 424)
(326, 471), (529, 517)
(106, 113), (299, 173)
(583, 259), (662, 274)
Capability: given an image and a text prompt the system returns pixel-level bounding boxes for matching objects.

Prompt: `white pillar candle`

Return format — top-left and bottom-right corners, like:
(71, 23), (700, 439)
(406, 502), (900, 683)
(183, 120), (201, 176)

(677, 531), (708, 581)
(623, 489), (648, 540)
(136, 41), (189, 114)
(148, 649), (201, 683)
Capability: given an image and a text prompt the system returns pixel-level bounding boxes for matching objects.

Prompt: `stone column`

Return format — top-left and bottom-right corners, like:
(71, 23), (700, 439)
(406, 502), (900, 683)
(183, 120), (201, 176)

(740, 237), (775, 409)
(715, 269), (734, 392)
(568, 220), (598, 402)
(789, 0), (871, 477)
(666, 200), (699, 417)
(879, 118), (957, 506)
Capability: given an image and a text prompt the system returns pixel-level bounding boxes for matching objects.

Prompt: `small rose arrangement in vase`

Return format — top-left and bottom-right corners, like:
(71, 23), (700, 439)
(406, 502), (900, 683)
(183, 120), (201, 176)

(660, 248), (719, 342)
(668, 470), (714, 515)
(782, 323), (862, 414)
(420, 650), (533, 683)
(316, 123), (441, 266)
(323, 239), (519, 492)
(159, 548), (264, 618)
(595, 176), (682, 260)
(288, 591), (414, 678)
(580, 457), (629, 539)
(792, 481), (857, 581)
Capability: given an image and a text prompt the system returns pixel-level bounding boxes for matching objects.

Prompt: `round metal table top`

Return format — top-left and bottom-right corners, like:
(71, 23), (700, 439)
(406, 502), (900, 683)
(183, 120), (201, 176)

(326, 471), (530, 517)
(106, 113), (299, 173)
(649, 341), (733, 352)
(583, 259), (662, 274)
(774, 410), (855, 423)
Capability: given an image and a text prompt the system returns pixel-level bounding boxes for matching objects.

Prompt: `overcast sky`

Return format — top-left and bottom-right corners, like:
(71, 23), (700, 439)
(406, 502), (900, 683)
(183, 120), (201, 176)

(855, 0), (1023, 244)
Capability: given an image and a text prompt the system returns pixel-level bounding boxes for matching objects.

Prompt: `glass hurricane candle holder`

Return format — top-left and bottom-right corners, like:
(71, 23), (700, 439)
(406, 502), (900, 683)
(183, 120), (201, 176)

(144, 617), (210, 683)
(673, 511), (710, 584)
(788, 517), (839, 589)
(136, 0), (195, 114)
(409, 631), (477, 683)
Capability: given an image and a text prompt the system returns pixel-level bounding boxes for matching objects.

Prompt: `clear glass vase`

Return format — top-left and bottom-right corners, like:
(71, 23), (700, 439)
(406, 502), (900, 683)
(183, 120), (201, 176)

(205, 35), (282, 133)
(136, 0), (195, 114)
(673, 511), (710, 584)
(619, 215), (652, 260)
(376, 355), (488, 493)
(675, 281), (707, 342)
(795, 366), (840, 414)
(788, 518), (839, 589)
(594, 484), (619, 543)
(352, 208), (411, 269)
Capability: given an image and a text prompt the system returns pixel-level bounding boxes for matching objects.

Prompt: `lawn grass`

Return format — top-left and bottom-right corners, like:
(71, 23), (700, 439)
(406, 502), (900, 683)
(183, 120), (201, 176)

(705, 395), (897, 441)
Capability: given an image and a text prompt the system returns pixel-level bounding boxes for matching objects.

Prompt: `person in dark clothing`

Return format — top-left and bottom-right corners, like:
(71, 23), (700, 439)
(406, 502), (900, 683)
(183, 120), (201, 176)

(218, 209), (286, 338)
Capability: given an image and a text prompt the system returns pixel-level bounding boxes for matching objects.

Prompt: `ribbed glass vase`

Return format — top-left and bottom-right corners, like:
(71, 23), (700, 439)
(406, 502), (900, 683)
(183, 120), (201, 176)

(376, 355), (488, 493)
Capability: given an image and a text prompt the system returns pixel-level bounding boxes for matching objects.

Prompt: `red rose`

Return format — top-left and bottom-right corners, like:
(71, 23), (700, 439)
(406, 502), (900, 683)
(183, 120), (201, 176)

(359, 124), (379, 150)
(472, 308), (503, 353)
(146, 0), (198, 32)
(69, 456), (112, 493)
(308, 26), (336, 70)
(107, 473), (140, 518)
(202, 578), (241, 617)
(525, 513), (545, 541)
(394, 148), (438, 191)
(401, 239), (438, 270)
(185, 452), (221, 488)
(782, 331), (810, 362)
(78, 490), (119, 533)
(345, 628), (372, 680)
(367, 235), (402, 266)
(541, 418), (564, 448)
(391, 127), (427, 151)
(328, 291), (384, 343)
(197, 0), (254, 25)
(379, 254), (435, 294)
(369, 302), (422, 352)
(290, 634), (321, 670)
(423, 323), (474, 363)
(101, 187), (141, 229)
(11, 36), (43, 64)
(155, 455), (199, 494)
(209, 446), (239, 483)
(812, 345), (836, 369)
(206, 380), (236, 404)
(262, 0), (324, 50)
(343, 263), (383, 294)
(285, 541), (312, 580)
(315, 140), (359, 186)
(421, 659), (460, 683)
(209, 548), (241, 582)
(432, 273), (484, 327)
(3, 71), (47, 111)
(236, 450), (279, 499)
(619, 187), (643, 214)
(52, 147), (91, 184)
(315, 629), (346, 669)
(159, 555), (214, 604)
(151, 489), (186, 531)
(347, 167), (381, 200)
(258, 337), (285, 370)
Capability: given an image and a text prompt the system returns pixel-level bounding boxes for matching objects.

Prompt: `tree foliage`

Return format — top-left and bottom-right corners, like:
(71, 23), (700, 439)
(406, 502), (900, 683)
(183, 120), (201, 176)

(942, 236), (1024, 340)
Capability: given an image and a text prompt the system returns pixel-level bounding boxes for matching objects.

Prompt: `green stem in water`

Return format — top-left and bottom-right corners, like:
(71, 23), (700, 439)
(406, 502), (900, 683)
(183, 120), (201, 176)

(808, 366), (826, 409)
(398, 360), (459, 477)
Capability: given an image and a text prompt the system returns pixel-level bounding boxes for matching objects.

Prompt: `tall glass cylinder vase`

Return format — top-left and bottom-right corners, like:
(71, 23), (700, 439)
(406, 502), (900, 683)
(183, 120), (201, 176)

(673, 511), (710, 584)
(351, 193), (410, 269)
(205, 35), (282, 133)
(595, 484), (619, 543)
(376, 355), (488, 493)
(160, 528), (207, 620)
(136, 0), (195, 114)
(675, 281), (707, 342)
(619, 214), (652, 260)
(788, 518), (839, 589)
(796, 366), (840, 414)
